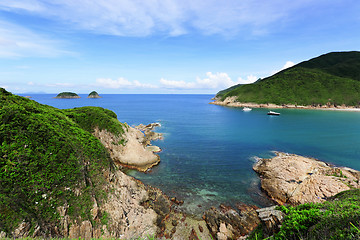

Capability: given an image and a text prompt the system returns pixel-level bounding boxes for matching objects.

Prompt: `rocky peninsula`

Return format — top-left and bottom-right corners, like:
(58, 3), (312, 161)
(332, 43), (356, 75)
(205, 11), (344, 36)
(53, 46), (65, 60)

(54, 92), (80, 99)
(94, 122), (163, 172)
(253, 152), (360, 205)
(210, 96), (360, 111)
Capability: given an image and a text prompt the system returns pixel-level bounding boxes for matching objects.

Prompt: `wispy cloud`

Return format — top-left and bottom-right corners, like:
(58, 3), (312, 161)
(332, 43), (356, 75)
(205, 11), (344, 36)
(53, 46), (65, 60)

(0, 20), (72, 58)
(96, 78), (158, 89)
(0, 0), (326, 37)
(160, 72), (257, 89)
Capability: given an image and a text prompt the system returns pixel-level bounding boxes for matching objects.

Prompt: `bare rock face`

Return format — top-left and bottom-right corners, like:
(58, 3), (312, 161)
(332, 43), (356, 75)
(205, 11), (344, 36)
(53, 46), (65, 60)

(203, 204), (260, 239)
(256, 206), (285, 236)
(93, 125), (160, 172)
(253, 152), (360, 205)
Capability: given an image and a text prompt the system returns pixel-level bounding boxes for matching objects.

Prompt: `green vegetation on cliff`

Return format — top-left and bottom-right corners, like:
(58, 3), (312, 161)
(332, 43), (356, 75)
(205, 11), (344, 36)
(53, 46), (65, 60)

(217, 51), (360, 106)
(249, 189), (360, 240)
(0, 88), (125, 236)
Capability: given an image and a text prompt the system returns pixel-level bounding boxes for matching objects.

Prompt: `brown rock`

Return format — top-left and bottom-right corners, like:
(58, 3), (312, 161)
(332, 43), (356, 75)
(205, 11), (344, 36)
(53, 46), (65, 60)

(253, 152), (360, 205)
(80, 220), (93, 239)
(256, 206), (285, 235)
(203, 204), (260, 239)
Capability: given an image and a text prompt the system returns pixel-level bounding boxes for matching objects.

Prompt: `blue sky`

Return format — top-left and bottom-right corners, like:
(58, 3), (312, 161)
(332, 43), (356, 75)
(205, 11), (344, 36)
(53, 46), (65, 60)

(0, 0), (359, 94)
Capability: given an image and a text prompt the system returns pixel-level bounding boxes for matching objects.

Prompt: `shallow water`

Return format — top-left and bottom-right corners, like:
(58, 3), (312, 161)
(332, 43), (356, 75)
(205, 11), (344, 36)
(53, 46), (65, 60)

(29, 94), (360, 216)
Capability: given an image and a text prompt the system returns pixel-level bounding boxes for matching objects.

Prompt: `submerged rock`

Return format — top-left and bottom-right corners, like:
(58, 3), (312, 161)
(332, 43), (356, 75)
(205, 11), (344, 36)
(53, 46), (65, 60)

(253, 152), (360, 205)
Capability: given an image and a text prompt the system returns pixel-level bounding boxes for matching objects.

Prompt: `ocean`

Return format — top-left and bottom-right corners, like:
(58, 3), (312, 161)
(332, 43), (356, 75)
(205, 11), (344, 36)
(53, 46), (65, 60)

(28, 94), (360, 216)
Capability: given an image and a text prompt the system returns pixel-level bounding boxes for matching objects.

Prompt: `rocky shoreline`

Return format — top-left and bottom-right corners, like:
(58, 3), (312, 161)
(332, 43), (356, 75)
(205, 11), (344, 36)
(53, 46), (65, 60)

(210, 96), (360, 111)
(7, 122), (360, 239)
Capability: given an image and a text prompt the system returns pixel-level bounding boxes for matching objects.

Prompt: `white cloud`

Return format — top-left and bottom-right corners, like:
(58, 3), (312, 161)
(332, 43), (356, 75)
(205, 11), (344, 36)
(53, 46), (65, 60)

(160, 72), (258, 89)
(0, 0), (325, 37)
(0, 20), (72, 58)
(272, 61), (296, 75)
(237, 74), (258, 84)
(96, 78), (158, 89)
(45, 82), (75, 88)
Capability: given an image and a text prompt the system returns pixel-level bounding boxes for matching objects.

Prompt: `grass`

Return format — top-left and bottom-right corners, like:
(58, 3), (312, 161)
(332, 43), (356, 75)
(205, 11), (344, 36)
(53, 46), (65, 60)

(0, 88), (127, 236)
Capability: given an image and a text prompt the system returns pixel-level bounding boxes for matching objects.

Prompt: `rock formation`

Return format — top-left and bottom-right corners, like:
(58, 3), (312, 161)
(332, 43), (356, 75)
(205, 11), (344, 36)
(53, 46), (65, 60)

(93, 123), (162, 172)
(87, 91), (102, 98)
(253, 152), (360, 205)
(203, 204), (261, 240)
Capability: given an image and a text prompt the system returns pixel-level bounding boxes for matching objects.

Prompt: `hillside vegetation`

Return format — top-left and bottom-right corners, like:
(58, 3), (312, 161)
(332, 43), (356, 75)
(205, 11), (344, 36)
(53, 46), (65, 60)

(0, 88), (126, 235)
(249, 189), (360, 240)
(217, 51), (360, 106)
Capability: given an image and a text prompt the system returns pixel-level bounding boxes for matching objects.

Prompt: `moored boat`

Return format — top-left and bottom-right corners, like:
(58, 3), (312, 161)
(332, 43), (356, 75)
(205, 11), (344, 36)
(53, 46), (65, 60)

(243, 107), (252, 111)
(267, 111), (280, 115)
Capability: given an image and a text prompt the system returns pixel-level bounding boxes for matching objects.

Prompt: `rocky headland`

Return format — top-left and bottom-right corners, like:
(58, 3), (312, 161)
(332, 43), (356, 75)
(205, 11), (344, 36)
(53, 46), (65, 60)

(94, 122), (162, 172)
(210, 96), (360, 111)
(253, 152), (360, 205)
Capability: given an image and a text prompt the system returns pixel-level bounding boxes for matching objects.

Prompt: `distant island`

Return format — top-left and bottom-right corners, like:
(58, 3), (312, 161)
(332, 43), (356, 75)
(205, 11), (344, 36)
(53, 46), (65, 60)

(213, 51), (360, 109)
(54, 92), (80, 99)
(87, 91), (102, 98)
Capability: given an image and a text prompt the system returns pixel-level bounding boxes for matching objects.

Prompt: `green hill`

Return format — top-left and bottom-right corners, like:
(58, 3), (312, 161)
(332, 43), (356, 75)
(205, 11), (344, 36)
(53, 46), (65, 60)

(54, 92), (80, 98)
(217, 51), (360, 106)
(0, 88), (125, 235)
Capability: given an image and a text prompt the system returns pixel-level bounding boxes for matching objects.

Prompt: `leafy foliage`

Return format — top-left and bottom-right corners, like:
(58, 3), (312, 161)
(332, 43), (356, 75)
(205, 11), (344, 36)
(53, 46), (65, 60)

(0, 88), (124, 235)
(219, 51), (360, 106)
(250, 189), (360, 240)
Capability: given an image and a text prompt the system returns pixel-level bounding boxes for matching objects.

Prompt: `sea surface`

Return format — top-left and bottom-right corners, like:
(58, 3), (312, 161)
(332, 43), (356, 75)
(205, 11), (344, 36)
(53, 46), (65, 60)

(28, 94), (360, 216)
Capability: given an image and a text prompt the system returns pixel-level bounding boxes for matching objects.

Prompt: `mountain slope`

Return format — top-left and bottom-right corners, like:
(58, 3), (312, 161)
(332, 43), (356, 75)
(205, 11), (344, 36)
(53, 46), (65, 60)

(0, 88), (122, 236)
(216, 51), (360, 106)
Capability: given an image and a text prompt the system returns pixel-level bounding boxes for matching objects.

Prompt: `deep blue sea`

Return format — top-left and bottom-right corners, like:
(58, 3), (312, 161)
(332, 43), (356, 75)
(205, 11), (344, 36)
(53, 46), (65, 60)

(28, 94), (360, 216)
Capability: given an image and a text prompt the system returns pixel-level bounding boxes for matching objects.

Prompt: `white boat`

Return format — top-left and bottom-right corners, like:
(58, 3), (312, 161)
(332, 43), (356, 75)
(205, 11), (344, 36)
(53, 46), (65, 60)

(267, 111), (280, 116)
(243, 107), (252, 112)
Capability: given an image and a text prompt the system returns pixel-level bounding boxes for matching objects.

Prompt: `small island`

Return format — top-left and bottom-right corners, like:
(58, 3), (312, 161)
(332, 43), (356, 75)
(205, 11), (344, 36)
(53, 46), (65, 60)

(54, 92), (80, 99)
(87, 91), (102, 98)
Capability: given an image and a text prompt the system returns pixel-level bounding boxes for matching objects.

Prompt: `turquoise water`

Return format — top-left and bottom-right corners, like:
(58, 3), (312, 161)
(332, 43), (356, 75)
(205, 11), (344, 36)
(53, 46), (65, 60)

(29, 94), (360, 215)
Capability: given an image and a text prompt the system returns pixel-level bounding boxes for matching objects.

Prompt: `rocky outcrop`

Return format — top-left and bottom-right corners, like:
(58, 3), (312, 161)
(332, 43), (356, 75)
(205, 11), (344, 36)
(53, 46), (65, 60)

(203, 204), (260, 240)
(253, 152), (360, 205)
(256, 206), (285, 236)
(93, 124), (162, 172)
(87, 91), (102, 98)
(135, 122), (163, 146)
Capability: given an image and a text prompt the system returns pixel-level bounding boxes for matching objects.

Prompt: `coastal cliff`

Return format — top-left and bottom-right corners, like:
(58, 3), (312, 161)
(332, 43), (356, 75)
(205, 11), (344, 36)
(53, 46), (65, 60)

(0, 88), (212, 239)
